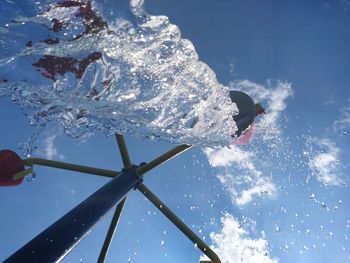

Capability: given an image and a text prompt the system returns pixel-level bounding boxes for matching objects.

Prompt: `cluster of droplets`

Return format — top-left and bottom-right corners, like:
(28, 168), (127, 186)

(198, 82), (350, 260)
(0, 0), (237, 153)
(2, 0), (350, 262)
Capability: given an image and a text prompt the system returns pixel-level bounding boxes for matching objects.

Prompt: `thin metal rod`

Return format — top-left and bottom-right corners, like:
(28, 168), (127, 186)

(23, 158), (119, 178)
(115, 134), (132, 168)
(97, 197), (127, 263)
(12, 168), (33, 180)
(5, 168), (142, 263)
(136, 144), (191, 176)
(138, 183), (221, 263)
(97, 134), (131, 263)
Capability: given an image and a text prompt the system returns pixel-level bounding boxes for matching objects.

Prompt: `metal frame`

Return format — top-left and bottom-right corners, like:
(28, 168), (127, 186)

(5, 134), (221, 263)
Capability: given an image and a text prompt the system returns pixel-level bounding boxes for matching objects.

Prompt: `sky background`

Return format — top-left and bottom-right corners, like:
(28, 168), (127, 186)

(1, 0), (350, 262)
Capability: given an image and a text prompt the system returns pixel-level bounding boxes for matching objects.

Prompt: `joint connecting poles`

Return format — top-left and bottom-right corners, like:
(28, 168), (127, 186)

(5, 135), (221, 263)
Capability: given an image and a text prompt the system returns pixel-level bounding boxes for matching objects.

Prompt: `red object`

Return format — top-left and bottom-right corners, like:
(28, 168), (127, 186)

(0, 150), (25, 186)
(231, 125), (254, 145)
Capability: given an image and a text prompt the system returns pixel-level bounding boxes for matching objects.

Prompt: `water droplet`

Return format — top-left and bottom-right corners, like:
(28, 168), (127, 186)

(26, 172), (36, 182)
(128, 28), (136, 36)
(194, 243), (198, 248)
(160, 240), (165, 248)
(127, 257), (132, 263)
(275, 226), (281, 235)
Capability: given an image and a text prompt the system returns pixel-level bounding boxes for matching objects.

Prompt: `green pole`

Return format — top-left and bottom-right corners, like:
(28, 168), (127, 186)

(136, 144), (191, 176)
(97, 134), (132, 263)
(22, 158), (119, 178)
(138, 183), (221, 263)
(115, 134), (132, 168)
(12, 168), (33, 181)
(14, 139), (219, 262)
(97, 197), (127, 263)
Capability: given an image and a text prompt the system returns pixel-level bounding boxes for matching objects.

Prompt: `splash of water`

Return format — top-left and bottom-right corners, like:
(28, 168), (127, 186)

(0, 0), (237, 154)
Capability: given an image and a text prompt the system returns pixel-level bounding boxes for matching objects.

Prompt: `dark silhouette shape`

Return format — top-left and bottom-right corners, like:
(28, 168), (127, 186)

(53, 0), (108, 39)
(229, 91), (265, 137)
(29, 1), (109, 81)
(33, 52), (102, 81)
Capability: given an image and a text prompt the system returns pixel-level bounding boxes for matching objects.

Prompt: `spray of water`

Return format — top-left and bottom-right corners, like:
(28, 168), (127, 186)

(0, 0), (238, 156)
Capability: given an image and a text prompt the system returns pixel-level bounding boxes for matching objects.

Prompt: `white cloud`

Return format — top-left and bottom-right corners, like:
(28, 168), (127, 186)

(37, 135), (64, 160)
(333, 100), (350, 135)
(200, 213), (279, 263)
(235, 178), (277, 206)
(204, 146), (256, 171)
(203, 146), (276, 206)
(307, 138), (343, 186)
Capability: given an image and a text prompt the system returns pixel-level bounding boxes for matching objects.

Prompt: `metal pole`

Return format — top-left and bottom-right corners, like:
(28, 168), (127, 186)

(4, 167), (142, 263)
(23, 158), (118, 178)
(97, 134), (132, 263)
(136, 144), (191, 176)
(138, 183), (221, 263)
(97, 197), (127, 263)
(115, 134), (132, 168)
(12, 167), (33, 181)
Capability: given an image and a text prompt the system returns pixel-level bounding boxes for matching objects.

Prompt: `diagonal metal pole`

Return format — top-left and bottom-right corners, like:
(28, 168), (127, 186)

(22, 158), (118, 178)
(8, 139), (213, 262)
(97, 134), (133, 263)
(98, 142), (191, 262)
(115, 134), (132, 168)
(138, 183), (221, 263)
(5, 168), (142, 263)
(136, 144), (191, 176)
(97, 197), (127, 263)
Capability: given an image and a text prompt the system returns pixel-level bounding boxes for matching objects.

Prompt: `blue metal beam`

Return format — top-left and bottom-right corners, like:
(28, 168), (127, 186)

(4, 166), (142, 263)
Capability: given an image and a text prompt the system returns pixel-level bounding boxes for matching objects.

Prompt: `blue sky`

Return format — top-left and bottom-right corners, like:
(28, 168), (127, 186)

(1, 0), (350, 262)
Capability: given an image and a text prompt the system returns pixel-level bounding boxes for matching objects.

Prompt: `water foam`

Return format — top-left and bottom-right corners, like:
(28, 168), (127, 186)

(0, 0), (238, 154)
